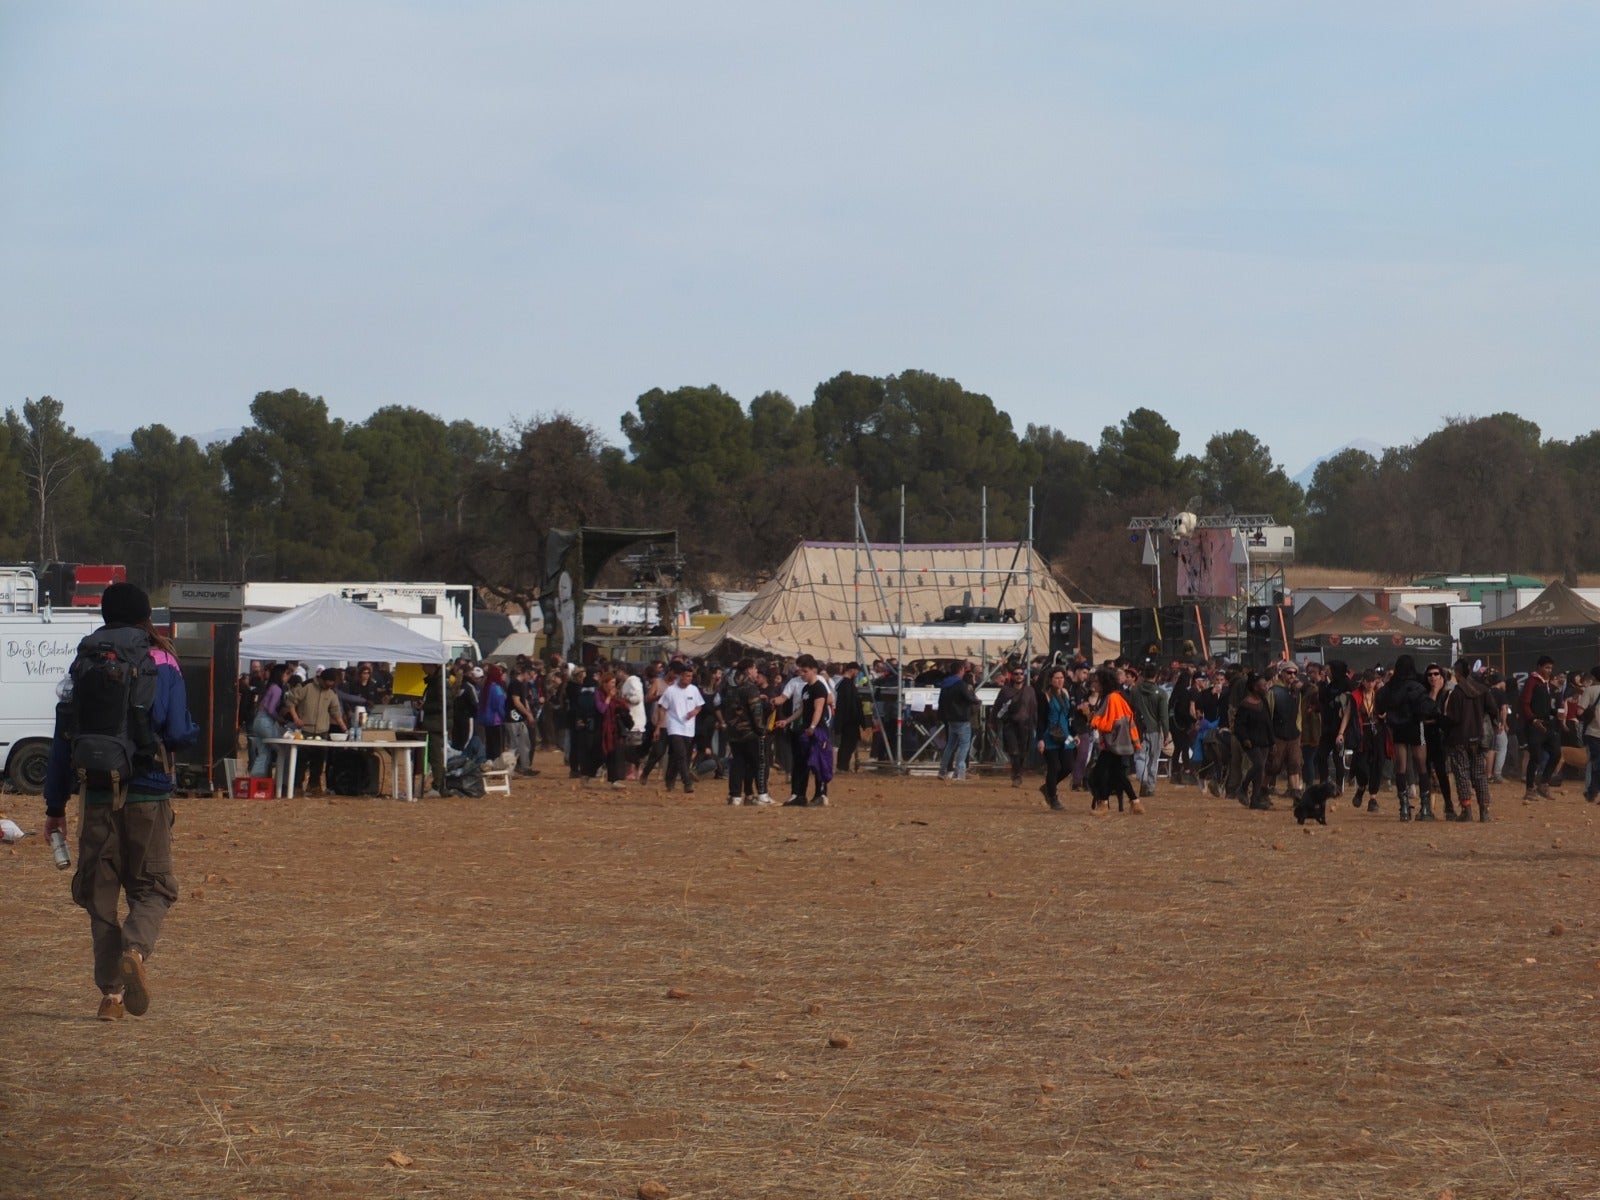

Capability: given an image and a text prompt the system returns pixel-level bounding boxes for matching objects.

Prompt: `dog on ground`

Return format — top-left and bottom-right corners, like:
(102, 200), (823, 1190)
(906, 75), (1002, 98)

(1293, 781), (1335, 826)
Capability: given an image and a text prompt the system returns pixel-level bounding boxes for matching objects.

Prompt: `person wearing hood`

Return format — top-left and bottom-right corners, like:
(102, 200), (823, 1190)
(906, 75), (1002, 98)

(1376, 655), (1434, 822)
(1444, 659), (1493, 822)
(42, 583), (199, 1021)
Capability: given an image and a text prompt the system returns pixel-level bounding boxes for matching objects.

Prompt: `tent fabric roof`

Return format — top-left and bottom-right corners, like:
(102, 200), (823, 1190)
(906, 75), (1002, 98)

(1464, 580), (1600, 631)
(1298, 595), (1441, 640)
(239, 594), (449, 664)
(680, 540), (1114, 662)
(485, 632), (540, 661)
(1292, 597), (1335, 637)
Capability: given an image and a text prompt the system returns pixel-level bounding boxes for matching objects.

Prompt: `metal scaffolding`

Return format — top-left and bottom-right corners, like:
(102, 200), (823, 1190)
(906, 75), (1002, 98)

(851, 487), (1038, 772)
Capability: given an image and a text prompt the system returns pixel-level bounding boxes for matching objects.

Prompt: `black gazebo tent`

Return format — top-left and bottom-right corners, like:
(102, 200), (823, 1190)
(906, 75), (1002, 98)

(1460, 581), (1600, 678)
(1294, 595), (1449, 669)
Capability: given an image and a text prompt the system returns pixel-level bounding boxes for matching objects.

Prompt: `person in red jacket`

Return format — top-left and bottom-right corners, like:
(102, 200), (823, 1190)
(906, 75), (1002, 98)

(1520, 656), (1562, 800)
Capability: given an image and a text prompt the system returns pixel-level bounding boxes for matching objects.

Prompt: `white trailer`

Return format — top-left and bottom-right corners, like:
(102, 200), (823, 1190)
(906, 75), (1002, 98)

(0, 609), (102, 791)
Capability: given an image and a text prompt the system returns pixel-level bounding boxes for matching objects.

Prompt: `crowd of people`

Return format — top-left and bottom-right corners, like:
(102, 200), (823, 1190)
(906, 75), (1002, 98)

(234, 646), (1600, 818)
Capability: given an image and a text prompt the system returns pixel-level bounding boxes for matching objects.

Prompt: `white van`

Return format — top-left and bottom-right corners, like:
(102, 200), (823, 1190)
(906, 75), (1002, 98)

(0, 609), (102, 791)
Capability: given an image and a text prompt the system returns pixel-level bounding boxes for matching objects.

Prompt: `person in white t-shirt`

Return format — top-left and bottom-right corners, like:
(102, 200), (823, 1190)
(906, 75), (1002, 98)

(658, 663), (705, 793)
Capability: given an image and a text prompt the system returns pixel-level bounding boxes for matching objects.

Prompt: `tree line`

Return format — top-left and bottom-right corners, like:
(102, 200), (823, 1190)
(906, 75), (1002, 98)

(3, 381), (1595, 615)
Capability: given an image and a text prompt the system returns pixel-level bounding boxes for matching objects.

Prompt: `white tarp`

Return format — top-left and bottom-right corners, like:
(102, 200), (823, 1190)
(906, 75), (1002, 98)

(239, 594), (449, 664)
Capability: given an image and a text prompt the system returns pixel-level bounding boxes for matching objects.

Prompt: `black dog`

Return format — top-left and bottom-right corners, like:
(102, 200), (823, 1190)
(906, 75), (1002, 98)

(1293, 781), (1335, 826)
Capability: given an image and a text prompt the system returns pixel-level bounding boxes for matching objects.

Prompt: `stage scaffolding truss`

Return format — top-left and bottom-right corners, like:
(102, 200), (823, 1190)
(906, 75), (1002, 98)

(851, 487), (1038, 773)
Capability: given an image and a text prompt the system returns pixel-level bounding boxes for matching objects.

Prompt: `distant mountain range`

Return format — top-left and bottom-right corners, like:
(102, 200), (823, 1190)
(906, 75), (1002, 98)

(85, 427), (242, 457)
(1291, 438), (1385, 490)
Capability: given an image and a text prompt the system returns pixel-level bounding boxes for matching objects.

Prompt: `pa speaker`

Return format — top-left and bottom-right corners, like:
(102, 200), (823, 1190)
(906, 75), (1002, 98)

(1245, 604), (1293, 669)
(1049, 611), (1091, 661)
(1159, 603), (1209, 663)
(1120, 607), (1162, 664)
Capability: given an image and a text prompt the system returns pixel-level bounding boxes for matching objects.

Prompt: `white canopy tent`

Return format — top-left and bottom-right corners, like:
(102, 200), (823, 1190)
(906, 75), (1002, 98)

(240, 594), (450, 664)
(240, 595), (451, 774)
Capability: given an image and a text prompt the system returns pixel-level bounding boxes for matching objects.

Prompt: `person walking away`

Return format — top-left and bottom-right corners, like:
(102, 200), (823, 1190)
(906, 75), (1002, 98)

(42, 583), (199, 1020)
(1036, 666), (1075, 810)
(659, 664), (704, 794)
(1443, 659), (1492, 822)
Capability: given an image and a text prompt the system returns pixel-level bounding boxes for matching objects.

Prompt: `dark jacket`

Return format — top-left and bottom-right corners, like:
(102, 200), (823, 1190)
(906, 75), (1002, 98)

(832, 675), (864, 734)
(997, 679), (1038, 730)
(1520, 674), (1555, 726)
(1377, 677), (1428, 724)
(724, 678), (767, 744)
(1267, 684), (1300, 741)
(937, 673), (977, 724)
(1233, 694), (1272, 750)
(1444, 677), (1489, 747)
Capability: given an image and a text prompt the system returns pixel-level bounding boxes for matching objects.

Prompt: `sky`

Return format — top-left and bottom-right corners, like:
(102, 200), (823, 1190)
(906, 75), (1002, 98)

(3, 1), (1597, 475)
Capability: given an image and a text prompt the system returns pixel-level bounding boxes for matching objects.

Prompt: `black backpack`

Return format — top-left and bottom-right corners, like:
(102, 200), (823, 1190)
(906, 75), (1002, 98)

(60, 626), (161, 790)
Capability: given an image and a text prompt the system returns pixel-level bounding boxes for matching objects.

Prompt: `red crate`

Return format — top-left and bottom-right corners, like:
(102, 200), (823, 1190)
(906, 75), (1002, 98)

(232, 776), (276, 799)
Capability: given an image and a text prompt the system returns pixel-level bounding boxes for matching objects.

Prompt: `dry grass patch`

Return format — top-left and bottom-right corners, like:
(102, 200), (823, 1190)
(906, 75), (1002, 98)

(4, 763), (1600, 1198)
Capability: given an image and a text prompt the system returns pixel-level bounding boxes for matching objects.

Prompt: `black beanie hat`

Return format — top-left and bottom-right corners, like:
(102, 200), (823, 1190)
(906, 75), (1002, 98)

(101, 582), (152, 625)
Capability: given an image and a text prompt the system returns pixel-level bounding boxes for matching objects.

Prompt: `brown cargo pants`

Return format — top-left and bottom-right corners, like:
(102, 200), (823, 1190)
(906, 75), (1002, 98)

(71, 797), (178, 994)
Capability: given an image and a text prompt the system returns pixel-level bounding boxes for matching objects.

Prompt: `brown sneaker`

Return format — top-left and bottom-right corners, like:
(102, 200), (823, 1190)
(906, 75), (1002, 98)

(1129, 798), (1145, 815)
(120, 950), (151, 1017)
(1536, 784), (1554, 800)
(97, 993), (125, 1021)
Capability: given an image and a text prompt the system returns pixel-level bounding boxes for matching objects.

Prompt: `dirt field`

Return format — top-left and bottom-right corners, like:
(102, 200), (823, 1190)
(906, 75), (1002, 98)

(5, 757), (1600, 1199)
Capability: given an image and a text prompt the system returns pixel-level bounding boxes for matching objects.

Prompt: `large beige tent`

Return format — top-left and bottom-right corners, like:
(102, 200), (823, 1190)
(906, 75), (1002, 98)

(682, 540), (1114, 663)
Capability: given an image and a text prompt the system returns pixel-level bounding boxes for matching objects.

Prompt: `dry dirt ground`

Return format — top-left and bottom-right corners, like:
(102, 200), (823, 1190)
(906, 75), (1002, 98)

(5, 754), (1600, 1199)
